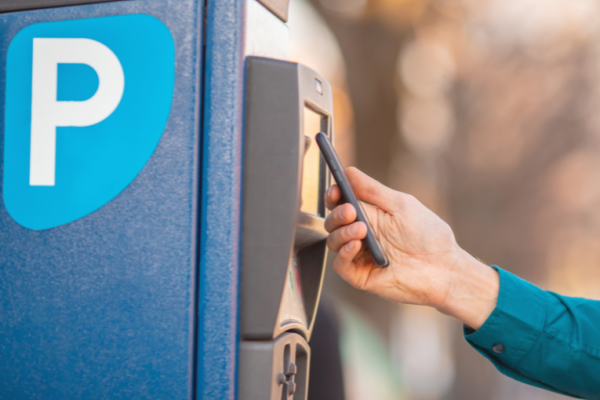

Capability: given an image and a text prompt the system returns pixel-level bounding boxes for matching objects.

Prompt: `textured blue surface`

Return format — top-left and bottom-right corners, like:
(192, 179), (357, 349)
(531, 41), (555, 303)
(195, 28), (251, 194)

(0, 0), (203, 398)
(196, 0), (246, 399)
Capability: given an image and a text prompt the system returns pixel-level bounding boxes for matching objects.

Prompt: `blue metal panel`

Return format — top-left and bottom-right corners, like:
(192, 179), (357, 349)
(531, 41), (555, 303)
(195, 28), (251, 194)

(0, 0), (203, 398)
(196, 0), (246, 399)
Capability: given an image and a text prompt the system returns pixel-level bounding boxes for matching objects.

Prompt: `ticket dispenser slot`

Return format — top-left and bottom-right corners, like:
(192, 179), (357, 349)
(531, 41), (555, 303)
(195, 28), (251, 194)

(239, 57), (333, 400)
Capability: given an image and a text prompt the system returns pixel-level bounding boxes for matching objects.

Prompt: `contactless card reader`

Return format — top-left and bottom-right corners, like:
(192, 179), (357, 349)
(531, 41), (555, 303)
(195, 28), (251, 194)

(239, 57), (334, 400)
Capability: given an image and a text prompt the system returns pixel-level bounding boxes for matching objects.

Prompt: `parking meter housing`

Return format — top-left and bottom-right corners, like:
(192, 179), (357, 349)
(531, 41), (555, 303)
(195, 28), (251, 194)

(239, 56), (334, 400)
(0, 1), (328, 399)
(0, 1), (204, 398)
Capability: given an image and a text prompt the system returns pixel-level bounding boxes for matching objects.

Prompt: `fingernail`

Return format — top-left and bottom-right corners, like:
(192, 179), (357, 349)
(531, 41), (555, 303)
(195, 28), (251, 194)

(345, 241), (355, 252)
(348, 224), (358, 235)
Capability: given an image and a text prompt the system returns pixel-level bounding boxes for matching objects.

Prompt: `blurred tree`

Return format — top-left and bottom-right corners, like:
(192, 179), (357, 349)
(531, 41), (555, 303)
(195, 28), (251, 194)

(306, 0), (598, 399)
(306, 0), (418, 185)
(305, 0), (422, 356)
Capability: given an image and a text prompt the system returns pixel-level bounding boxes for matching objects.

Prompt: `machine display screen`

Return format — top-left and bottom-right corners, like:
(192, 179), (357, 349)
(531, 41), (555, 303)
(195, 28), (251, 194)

(301, 107), (326, 216)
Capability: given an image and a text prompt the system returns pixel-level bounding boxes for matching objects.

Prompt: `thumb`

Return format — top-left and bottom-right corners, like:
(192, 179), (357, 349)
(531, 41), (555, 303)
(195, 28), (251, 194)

(345, 167), (398, 213)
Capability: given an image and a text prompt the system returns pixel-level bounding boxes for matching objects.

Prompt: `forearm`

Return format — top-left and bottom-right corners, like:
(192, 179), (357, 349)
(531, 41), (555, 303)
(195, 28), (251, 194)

(430, 250), (600, 398)
(435, 248), (499, 330)
(325, 168), (600, 397)
(465, 266), (600, 399)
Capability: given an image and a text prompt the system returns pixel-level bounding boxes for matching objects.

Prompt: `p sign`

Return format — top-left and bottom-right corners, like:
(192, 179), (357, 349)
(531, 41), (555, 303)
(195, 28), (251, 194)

(30, 38), (125, 187)
(3, 15), (175, 230)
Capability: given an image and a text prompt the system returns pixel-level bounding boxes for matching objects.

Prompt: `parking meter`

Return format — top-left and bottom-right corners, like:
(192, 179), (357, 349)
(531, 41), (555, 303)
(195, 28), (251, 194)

(0, 1), (203, 398)
(0, 0), (333, 398)
(239, 57), (334, 400)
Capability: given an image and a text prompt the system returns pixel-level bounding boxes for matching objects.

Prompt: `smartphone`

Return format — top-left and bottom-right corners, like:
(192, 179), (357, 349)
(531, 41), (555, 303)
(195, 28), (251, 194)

(315, 132), (390, 267)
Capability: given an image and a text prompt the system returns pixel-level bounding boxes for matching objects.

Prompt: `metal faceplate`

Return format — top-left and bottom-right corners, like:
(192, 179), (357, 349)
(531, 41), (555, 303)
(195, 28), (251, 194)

(241, 57), (334, 342)
(239, 333), (311, 400)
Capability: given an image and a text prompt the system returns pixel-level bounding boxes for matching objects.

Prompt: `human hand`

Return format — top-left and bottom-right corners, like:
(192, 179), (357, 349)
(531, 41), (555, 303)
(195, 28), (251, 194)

(325, 167), (499, 329)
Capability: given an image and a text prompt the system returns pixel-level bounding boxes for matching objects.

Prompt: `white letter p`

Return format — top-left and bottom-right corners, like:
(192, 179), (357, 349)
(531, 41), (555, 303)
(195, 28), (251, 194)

(30, 38), (125, 186)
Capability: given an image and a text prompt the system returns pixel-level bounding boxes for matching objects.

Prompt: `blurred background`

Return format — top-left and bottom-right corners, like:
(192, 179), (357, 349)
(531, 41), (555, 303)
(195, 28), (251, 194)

(287, 0), (600, 399)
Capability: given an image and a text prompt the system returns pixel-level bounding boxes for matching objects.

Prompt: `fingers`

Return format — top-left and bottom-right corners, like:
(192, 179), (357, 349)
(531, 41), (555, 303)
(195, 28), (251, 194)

(325, 185), (342, 210)
(324, 203), (356, 233)
(327, 221), (367, 252)
(331, 239), (363, 278)
(345, 167), (399, 212)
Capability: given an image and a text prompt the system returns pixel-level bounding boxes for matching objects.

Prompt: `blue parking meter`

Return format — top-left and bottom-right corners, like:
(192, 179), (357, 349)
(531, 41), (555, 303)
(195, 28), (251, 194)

(0, 1), (205, 398)
(0, 0), (331, 398)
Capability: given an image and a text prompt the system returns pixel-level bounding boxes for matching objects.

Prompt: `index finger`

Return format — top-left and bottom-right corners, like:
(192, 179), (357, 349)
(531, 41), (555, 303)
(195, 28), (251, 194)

(325, 184), (342, 210)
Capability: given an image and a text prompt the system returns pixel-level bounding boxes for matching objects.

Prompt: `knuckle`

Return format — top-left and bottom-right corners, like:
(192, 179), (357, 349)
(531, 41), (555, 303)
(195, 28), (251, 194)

(331, 257), (344, 273)
(396, 192), (415, 206)
(326, 235), (335, 250)
(324, 216), (334, 232)
(326, 231), (341, 251)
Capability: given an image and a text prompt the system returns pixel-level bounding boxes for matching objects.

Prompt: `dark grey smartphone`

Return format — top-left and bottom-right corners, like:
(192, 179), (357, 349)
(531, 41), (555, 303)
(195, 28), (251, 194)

(315, 132), (390, 267)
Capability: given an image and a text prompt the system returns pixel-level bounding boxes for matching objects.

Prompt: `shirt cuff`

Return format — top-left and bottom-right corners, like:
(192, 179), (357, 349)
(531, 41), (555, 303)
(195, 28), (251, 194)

(465, 266), (548, 366)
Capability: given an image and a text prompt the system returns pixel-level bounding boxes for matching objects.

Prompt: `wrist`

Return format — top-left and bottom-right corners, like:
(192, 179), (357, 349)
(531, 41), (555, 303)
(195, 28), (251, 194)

(436, 249), (499, 330)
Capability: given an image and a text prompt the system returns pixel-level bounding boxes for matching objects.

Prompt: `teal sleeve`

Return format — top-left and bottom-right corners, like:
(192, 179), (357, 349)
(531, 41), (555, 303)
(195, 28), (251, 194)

(465, 266), (600, 399)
